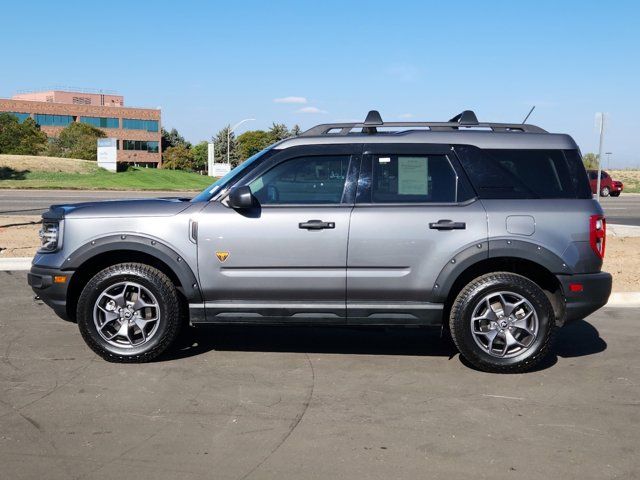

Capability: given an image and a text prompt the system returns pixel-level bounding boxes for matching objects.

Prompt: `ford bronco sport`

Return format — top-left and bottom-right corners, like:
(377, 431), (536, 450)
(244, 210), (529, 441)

(29, 110), (612, 372)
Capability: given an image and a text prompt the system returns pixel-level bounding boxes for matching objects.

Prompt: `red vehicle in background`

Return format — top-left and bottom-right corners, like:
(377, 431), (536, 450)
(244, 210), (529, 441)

(587, 170), (624, 197)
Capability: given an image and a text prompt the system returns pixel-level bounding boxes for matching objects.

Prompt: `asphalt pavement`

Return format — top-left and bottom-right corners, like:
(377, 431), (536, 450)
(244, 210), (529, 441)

(1, 271), (638, 480)
(599, 195), (640, 226)
(0, 189), (195, 215)
(0, 189), (638, 226)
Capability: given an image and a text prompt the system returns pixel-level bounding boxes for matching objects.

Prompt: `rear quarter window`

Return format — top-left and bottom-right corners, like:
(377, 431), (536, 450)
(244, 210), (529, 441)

(455, 146), (592, 199)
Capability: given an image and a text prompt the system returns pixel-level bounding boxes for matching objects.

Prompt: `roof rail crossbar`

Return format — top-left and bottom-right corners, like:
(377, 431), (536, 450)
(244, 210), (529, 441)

(362, 110), (383, 134)
(300, 110), (547, 136)
(449, 110), (479, 126)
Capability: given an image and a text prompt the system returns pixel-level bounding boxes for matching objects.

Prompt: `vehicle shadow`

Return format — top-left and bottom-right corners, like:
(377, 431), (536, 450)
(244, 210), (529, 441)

(160, 318), (606, 371)
(459, 319), (607, 372)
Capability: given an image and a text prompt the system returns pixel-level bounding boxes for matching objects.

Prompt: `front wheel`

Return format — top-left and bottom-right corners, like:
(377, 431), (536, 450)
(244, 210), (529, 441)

(600, 186), (610, 197)
(610, 191), (620, 197)
(449, 272), (555, 373)
(77, 263), (182, 362)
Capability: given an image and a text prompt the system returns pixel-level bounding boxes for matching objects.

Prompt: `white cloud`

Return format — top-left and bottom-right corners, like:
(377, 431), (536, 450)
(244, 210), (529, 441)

(398, 113), (414, 119)
(273, 96), (308, 104)
(297, 106), (328, 114)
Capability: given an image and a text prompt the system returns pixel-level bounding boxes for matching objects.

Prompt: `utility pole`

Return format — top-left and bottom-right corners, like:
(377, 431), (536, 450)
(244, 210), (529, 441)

(595, 113), (607, 201)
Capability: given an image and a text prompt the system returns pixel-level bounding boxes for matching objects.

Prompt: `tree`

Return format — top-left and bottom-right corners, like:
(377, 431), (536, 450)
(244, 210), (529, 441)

(162, 144), (194, 170)
(212, 125), (240, 167)
(0, 113), (48, 155)
(290, 124), (302, 137)
(268, 123), (291, 143)
(161, 127), (191, 151)
(191, 141), (209, 172)
(237, 130), (271, 161)
(48, 122), (106, 160)
(582, 152), (599, 170)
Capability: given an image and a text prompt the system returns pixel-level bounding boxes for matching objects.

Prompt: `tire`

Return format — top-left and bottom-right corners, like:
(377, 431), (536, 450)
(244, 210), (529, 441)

(600, 186), (610, 197)
(449, 272), (555, 373)
(610, 191), (620, 197)
(76, 263), (181, 362)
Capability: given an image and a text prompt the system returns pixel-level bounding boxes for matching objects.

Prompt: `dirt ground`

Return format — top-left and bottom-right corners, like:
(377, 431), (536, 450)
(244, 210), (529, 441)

(1, 215), (638, 292)
(609, 169), (640, 193)
(0, 154), (96, 173)
(0, 216), (41, 258)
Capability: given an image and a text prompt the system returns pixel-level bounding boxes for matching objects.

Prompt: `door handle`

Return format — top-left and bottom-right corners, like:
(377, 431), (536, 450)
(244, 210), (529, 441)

(429, 219), (466, 230)
(299, 219), (335, 230)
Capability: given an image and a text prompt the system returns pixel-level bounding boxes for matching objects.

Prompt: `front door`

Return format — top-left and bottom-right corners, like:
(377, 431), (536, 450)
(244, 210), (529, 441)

(196, 146), (361, 323)
(346, 143), (487, 324)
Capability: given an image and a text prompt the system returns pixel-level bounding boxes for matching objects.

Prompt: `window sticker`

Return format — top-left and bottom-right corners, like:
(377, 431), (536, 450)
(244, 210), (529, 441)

(379, 157), (391, 164)
(398, 157), (428, 195)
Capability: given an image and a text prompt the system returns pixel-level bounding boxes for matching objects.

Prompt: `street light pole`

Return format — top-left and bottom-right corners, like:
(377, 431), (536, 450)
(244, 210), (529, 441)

(227, 118), (255, 167)
(595, 113), (607, 201)
(605, 152), (612, 170)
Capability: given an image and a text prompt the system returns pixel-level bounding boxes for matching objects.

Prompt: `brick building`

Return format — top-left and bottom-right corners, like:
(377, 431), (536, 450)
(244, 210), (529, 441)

(0, 90), (162, 166)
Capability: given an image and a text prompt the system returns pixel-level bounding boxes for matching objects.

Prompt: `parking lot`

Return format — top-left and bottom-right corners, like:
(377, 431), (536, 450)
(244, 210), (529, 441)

(1, 271), (638, 480)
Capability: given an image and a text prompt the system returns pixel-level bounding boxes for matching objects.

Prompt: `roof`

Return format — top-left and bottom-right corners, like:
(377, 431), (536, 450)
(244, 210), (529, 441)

(274, 110), (579, 151)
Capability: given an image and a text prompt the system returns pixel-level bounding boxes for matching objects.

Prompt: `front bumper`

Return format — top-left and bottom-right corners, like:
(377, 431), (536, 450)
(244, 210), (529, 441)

(557, 271), (612, 324)
(28, 265), (74, 321)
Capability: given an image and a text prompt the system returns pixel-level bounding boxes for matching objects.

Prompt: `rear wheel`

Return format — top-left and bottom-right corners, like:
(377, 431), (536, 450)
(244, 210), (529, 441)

(449, 272), (555, 373)
(77, 263), (181, 362)
(600, 186), (610, 197)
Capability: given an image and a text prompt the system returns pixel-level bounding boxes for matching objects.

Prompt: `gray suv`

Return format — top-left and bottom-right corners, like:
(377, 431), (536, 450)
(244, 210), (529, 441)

(28, 110), (612, 372)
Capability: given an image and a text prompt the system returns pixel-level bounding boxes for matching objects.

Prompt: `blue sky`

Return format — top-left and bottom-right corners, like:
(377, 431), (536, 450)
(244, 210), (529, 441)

(2, 0), (639, 167)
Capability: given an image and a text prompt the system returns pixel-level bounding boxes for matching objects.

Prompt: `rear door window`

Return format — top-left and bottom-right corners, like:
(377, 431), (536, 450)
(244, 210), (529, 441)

(370, 154), (457, 203)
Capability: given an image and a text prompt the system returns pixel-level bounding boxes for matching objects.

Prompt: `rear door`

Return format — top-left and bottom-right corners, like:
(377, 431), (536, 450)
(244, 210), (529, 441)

(346, 143), (487, 324)
(196, 144), (361, 322)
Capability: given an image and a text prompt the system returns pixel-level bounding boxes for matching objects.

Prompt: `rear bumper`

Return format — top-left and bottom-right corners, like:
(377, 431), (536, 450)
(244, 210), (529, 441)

(557, 271), (612, 324)
(28, 265), (73, 321)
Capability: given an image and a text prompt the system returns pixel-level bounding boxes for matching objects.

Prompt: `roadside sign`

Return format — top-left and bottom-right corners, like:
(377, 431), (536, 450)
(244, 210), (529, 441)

(97, 138), (117, 172)
(207, 142), (215, 177)
(212, 163), (231, 177)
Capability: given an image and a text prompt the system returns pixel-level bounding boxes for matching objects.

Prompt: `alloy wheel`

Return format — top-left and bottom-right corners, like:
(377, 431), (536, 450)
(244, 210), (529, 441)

(470, 291), (539, 358)
(93, 282), (161, 348)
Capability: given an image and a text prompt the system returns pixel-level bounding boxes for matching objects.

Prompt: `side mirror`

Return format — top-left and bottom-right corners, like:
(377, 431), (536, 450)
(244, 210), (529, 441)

(227, 186), (255, 209)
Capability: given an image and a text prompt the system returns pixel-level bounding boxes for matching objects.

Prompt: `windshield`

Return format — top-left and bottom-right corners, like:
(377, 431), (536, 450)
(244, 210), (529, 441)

(191, 148), (275, 202)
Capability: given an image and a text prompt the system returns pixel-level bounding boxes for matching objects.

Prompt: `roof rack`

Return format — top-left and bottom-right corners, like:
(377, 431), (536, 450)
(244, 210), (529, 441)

(301, 110), (547, 136)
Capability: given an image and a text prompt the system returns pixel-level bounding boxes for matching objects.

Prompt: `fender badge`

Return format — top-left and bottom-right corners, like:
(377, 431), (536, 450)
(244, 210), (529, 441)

(216, 251), (230, 262)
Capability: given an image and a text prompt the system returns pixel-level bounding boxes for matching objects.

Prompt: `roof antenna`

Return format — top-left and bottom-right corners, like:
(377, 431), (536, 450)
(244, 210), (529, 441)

(522, 105), (536, 124)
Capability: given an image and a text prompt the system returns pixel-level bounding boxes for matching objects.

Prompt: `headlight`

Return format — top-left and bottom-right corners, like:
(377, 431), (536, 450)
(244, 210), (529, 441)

(38, 221), (60, 252)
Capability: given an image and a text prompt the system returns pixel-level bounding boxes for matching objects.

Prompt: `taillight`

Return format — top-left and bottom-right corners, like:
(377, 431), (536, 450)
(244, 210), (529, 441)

(590, 215), (606, 259)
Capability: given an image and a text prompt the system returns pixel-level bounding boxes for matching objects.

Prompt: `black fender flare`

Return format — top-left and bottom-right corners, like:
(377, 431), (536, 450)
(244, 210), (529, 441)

(431, 238), (570, 303)
(62, 234), (202, 303)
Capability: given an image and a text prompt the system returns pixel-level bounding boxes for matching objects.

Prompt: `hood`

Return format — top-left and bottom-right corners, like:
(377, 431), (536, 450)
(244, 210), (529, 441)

(44, 197), (192, 220)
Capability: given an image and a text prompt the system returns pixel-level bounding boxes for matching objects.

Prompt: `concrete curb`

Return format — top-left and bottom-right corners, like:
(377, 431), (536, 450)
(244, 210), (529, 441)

(0, 257), (32, 271)
(1, 257), (638, 307)
(608, 223), (640, 238)
(606, 292), (640, 308)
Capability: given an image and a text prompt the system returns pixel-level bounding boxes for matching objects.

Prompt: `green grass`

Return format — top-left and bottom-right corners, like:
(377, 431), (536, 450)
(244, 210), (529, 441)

(0, 160), (215, 191)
